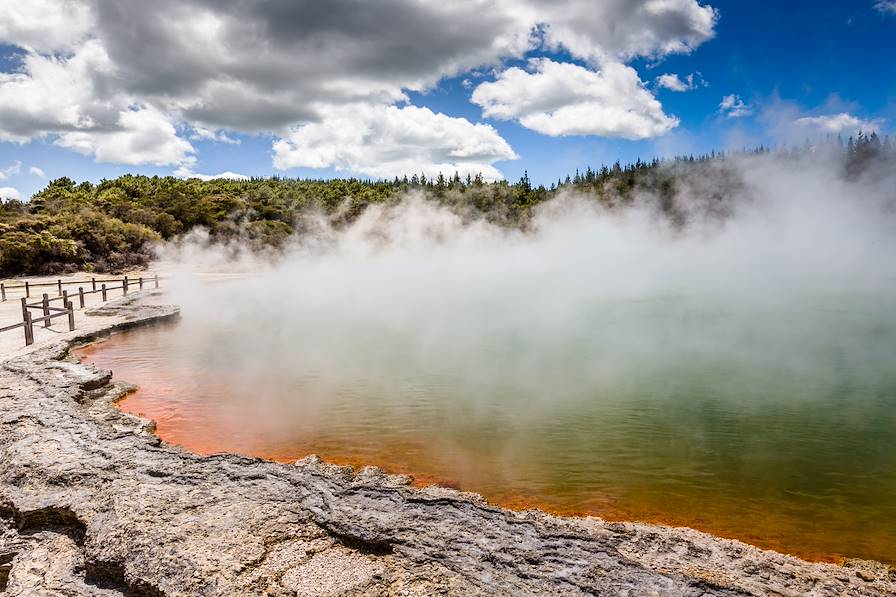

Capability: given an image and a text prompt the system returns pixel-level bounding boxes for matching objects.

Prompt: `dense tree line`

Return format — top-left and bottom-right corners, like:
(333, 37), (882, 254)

(1, 134), (893, 277)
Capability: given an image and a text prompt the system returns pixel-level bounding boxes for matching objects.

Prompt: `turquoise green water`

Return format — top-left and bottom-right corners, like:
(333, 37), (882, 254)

(76, 293), (896, 563)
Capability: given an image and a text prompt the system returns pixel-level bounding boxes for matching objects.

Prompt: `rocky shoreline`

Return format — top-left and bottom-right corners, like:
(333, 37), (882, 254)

(0, 292), (893, 596)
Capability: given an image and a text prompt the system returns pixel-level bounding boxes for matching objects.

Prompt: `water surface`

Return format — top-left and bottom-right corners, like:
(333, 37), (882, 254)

(75, 293), (896, 564)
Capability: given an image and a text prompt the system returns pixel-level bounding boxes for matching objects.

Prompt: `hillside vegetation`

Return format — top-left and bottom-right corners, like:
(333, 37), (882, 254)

(1, 133), (892, 277)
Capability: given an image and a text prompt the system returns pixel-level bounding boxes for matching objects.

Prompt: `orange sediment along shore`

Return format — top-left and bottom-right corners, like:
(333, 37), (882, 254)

(73, 330), (896, 567)
(111, 382), (854, 564)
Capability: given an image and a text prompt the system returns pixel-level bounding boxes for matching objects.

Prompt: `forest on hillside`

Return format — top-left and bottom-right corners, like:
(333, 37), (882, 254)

(1, 132), (893, 277)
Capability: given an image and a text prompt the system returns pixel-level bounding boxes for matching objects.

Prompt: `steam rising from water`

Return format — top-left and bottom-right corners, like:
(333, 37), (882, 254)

(158, 153), (896, 414)
(93, 152), (896, 560)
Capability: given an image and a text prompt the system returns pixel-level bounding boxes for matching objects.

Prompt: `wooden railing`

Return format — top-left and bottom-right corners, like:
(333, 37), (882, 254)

(0, 274), (161, 347)
(1, 274), (160, 301)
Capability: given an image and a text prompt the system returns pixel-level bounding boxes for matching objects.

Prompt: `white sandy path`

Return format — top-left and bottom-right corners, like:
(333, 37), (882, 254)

(0, 270), (165, 359)
(0, 268), (258, 358)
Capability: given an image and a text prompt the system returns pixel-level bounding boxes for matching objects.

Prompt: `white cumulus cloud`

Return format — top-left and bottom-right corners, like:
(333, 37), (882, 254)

(55, 106), (195, 166)
(29, 166), (45, 177)
(190, 126), (240, 145)
(793, 113), (884, 136)
(719, 94), (752, 118)
(72, 0), (714, 132)
(472, 59), (678, 139)
(174, 167), (249, 181)
(0, 0), (718, 171)
(0, 0), (92, 53)
(273, 104), (517, 180)
(655, 72), (704, 92)
(0, 40), (117, 143)
(0, 186), (22, 200)
(525, 0), (717, 62)
(0, 160), (21, 180)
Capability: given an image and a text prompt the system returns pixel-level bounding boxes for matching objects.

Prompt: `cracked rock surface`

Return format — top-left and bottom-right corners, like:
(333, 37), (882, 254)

(1, 294), (893, 596)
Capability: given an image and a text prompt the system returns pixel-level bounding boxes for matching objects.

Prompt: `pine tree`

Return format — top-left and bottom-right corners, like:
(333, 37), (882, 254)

(519, 170), (531, 192)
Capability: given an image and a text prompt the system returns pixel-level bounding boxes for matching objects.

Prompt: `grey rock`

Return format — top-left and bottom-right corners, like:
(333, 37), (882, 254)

(0, 296), (892, 596)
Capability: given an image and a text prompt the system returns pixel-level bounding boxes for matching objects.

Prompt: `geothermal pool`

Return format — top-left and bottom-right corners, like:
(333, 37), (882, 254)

(74, 291), (896, 565)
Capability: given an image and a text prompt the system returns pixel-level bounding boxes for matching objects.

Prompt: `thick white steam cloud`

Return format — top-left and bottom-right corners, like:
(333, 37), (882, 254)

(157, 152), (896, 414)
(124, 150), (896, 525)
(86, 150), (896, 562)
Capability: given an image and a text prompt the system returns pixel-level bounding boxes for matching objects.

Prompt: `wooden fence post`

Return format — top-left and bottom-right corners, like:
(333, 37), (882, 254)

(101, 283), (107, 302)
(62, 289), (68, 309)
(154, 274), (159, 289)
(57, 279), (63, 296)
(25, 281), (29, 298)
(20, 297), (27, 320)
(123, 276), (129, 296)
(23, 310), (33, 346)
(92, 277), (97, 291)
(1, 282), (5, 302)
(42, 293), (50, 328)
(66, 301), (75, 331)
(138, 276), (143, 290)
(78, 287), (85, 309)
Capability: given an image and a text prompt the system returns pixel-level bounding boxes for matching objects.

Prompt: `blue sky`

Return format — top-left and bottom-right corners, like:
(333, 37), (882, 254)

(0, 0), (894, 200)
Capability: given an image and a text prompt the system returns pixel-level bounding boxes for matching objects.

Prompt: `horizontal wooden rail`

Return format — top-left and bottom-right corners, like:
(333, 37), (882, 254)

(29, 311), (70, 325)
(0, 321), (24, 333)
(25, 296), (65, 307)
(42, 306), (69, 313)
(0, 274), (162, 345)
(23, 294), (119, 308)
(1, 274), (162, 300)
(0, 275), (164, 290)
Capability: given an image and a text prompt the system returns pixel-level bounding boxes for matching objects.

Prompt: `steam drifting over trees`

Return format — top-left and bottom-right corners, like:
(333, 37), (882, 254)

(1, 135), (894, 277)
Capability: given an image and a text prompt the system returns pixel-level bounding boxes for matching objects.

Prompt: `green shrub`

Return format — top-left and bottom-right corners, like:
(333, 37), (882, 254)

(0, 226), (82, 275)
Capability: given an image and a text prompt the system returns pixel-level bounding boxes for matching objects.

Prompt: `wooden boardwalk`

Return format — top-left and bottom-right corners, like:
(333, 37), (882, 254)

(0, 274), (160, 347)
